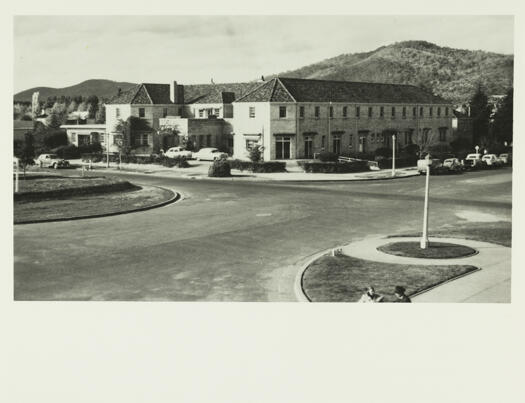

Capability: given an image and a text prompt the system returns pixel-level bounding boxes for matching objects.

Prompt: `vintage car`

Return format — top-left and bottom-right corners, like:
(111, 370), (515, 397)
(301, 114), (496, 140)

(35, 154), (70, 169)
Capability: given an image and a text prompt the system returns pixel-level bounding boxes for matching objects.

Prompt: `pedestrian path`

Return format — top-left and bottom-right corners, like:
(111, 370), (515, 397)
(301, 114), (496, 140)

(340, 236), (511, 302)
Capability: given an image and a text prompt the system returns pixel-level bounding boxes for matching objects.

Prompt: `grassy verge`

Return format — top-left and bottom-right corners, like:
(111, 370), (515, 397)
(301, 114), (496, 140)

(14, 185), (175, 223)
(302, 255), (478, 302)
(377, 241), (477, 259)
(14, 176), (139, 202)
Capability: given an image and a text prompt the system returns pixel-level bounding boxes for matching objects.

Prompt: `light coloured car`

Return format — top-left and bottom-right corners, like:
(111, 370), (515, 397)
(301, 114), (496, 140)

(164, 147), (192, 159)
(417, 158), (442, 174)
(192, 148), (228, 161)
(498, 153), (511, 164)
(35, 154), (70, 169)
(443, 158), (461, 168)
(464, 153), (483, 168)
(481, 154), (501, 166)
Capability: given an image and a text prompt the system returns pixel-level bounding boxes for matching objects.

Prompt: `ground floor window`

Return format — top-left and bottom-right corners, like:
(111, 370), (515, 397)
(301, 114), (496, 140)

(304, 136), (313, 159)
(332, 135), (341, 155)
(439, 127), (447, 142)
(78, 135), (90, 146)
(275, 136), (291, 159)
(321, 135), (326, 150)
(139, 134), (149, 146)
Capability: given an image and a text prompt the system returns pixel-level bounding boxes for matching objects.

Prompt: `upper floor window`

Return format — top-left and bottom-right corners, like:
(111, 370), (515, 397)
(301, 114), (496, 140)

(199, 109), (204, 118)
(279, 106), (287, 118)
(329, 106), (334, 118)
(429, 107), (433, 117)
(214, 108), (220, 116)
(116, 108), (120, 118)
(445, 107), (449, 116)
(368, 107), (373, 118)
(315, 106), (320, 118)
(419, 107), (424, 117)
(402, 106), (407, 118)
(380, 106), (384, 118)
(163, 108), (168, 118)
(391, 107), (396, 118)
(356, 106), (360, 118)
(412, 106), (417, 117)
(437, 107), (441, 117)
(139, 108), (145, 118)
(249, 106), (255, 118)
(342, 106), (348, 118)
(299, 106), (305, 118)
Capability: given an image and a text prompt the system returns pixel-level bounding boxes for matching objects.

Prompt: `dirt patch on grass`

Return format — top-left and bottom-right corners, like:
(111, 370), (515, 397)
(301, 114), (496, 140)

(377, 241), (478, 259)
(14, 185), (176, 224)
(302, 255), (478, 302)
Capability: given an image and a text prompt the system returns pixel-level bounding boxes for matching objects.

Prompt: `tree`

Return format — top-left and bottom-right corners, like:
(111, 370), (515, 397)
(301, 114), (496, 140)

(469, 83), (491, 145)
(19, 132), (35, 176)
(491, 87), (513, 146)
(415, 128), (438, 158)
(95, 104), (106, 123)
(46, 102), (67, 129)
(77, 101), (88, 112)
(87, 95), (99, 119)
(249, 145), (263, 162)
(67, 100), (78, 113)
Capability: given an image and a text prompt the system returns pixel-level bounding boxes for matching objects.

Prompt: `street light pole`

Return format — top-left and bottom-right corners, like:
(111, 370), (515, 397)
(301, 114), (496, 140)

(392, 133), (396, 177)
(420, 162), (430, 249)
(106, 132), (110, 168)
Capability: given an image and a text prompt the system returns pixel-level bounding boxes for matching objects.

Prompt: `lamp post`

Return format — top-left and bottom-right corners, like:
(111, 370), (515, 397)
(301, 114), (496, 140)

(420, 160), (430, 249)
(475, 145), (480, 154)
(14, 158), (19, 193)
(106, 132), (110, 168)
(392, 133), (396, 177)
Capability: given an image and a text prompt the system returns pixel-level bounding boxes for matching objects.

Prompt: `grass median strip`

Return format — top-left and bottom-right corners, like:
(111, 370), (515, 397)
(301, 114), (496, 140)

(377, 241), (478, 259)
(302, 255), (478, 302)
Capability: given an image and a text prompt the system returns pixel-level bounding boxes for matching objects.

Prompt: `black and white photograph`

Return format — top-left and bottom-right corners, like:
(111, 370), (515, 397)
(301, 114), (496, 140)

(4, 3), (524, 403)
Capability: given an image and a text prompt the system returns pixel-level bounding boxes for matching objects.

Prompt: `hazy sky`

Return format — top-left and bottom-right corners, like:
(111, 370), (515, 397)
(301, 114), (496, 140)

(14, 15), (514, 93)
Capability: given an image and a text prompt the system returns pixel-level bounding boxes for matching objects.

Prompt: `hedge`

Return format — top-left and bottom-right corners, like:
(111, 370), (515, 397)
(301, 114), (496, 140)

(81, 153), (189, 168)
(229, 160), (286, 173)
(377, 157), (417, 169)
(297, 160), (369, 173)
(208, 160), (231, 177)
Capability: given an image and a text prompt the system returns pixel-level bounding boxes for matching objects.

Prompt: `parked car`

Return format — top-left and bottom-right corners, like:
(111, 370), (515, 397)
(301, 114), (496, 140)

(463, 153), (484, 169)
(498, 153), (512, 165)
(192, 148), (228, 161)
(35, 154), (70, 169)
(417, 158), (442, 174)
(164, 147), (192, 159)
(443, 158), (462, 169)
(481, 154), (502, 167)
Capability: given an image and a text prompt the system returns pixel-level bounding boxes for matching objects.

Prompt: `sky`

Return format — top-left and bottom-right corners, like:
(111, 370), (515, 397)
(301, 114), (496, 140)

(13, 15), (514, 93)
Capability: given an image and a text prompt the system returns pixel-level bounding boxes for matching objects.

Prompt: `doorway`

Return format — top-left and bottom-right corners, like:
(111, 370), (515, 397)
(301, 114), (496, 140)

(275, 136), (291, 159)
(304, 136), (313, 159)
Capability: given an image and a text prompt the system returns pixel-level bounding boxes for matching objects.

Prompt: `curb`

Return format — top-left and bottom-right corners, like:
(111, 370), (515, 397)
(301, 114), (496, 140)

(14, 186), (181, 225)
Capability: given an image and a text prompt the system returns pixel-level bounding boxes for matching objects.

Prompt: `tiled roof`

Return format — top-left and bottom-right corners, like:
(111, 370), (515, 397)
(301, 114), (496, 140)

(236, 77), (450, 104)
(183, 82), (261, 104)
(107, 83), (172, 105)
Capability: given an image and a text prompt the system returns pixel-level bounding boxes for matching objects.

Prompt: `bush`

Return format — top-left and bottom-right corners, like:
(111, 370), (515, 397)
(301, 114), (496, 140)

(43, 130), (68, 149)
(78, 142), (102, 154)
(229, 160), (286, 173)
(208, 159), (231, 177)
(317, 151), (339, 162)
(249, 145), (263, 162)
(374, 147), (392, 158)
(341, 151), (375, 161)
(298, 160), (369, 173)
(55, 144), (81, 159)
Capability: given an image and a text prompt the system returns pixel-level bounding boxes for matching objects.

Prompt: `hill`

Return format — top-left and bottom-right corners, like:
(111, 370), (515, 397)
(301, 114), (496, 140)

(274, 41), (513, 104)
(14, 79), (137, 103)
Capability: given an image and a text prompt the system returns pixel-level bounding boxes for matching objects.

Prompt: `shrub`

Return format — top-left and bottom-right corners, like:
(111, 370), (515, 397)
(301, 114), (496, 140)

(249, 145), (263, 162)
(374, 147), (392, 158)
(297, 160), (369, 173)
(55, 144), (81, 159)
(43, 130), (68, 149)
(78, 142), (102, 154)
(317, 151), (339, 162)
(229, 159), (286, 173)
(208, 159), (231, 177)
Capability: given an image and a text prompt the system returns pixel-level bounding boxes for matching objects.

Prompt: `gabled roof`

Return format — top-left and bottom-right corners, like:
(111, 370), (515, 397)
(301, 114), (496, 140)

(183, 82), (261, 104)
(236, 77), (450, 104)
(107, 83), (172, 105)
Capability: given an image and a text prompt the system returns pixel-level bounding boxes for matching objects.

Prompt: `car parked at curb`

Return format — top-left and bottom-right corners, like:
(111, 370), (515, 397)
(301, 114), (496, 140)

(164, 147), (192, 159)
(463, 153), (484, 169)
(481, 154), (502, 167)
(417, 158), (442, 174)
(443, 158), (462, 169)
(35, 154), (70, 169)
(498, 153), (512, 165)
(192, 148), (228, 161)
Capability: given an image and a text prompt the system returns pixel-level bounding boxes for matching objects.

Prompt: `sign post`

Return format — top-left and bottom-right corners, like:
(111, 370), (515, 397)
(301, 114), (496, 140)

(392, 134), (396, 177)
(420, 162), (430, 249)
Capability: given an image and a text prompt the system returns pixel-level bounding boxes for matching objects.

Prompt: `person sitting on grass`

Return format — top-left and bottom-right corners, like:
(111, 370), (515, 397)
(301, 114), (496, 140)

(358, 286), (384, 303)
(394, 286), (411, 303)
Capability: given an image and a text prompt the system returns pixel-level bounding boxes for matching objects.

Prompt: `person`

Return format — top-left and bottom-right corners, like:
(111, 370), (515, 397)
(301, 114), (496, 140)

(394, 286), (411, 303)
(358, 286), (384, 303)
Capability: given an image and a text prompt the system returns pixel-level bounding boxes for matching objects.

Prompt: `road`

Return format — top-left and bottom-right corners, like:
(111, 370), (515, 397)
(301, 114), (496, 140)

(13, 168), (512, 301)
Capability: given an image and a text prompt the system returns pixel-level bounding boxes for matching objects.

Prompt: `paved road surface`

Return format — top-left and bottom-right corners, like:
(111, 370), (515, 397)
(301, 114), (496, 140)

(13, 168), (512, 301)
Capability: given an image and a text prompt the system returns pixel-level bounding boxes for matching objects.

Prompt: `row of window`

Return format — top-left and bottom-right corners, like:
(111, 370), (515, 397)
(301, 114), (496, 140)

(115, 107), (182, 119)
(198, 108), (221, 118)
(248, 105), (450, 119)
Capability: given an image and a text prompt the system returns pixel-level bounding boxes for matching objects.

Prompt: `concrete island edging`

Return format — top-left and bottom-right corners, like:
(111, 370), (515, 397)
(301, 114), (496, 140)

(293, 236), (510, 303)
(14, 185), (182, 225)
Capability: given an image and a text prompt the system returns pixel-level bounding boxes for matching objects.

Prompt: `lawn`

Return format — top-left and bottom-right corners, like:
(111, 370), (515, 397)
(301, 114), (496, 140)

(377, 241), (478, 259)
(302, 255), (478, 302)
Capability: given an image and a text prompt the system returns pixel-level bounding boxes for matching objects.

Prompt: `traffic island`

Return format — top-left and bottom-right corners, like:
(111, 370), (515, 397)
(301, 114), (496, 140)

(301, 254), (478, 302)
(377, 241), (478, 259)
(14, 175), (178, 224)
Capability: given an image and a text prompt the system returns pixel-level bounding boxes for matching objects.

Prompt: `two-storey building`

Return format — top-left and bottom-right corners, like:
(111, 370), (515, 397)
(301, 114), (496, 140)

(231, 77), (454, 160)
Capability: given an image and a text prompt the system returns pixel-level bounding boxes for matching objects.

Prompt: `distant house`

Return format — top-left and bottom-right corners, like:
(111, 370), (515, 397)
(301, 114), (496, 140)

(13, 120), (34, 141)
(60, 124), (107, 149)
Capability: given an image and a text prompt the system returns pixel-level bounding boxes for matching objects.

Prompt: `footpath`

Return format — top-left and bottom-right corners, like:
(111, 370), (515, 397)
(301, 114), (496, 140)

(69, 159), (420, 182)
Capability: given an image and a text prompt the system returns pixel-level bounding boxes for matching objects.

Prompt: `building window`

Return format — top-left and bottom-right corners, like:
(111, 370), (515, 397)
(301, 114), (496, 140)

(139, 108), (145, 118)
(356, 106), (360, 118)
(279, 106), (287, 118)
(349, 134), (353, 146)
(249, 107), (255, 118)
(332, 134), (341, 155)
(275, 136), (291, 159)
(380, 106), (384, 118)
(315, 106), (320, 118)
(214, 108), (220, 116)
(199, 109), (204, 118)
(321, 135), (326, 149)
(116, 108), (120, 118)
(439, 127), (447, 142)
(342, 106), (347, 118)
(402, 106), (407, 118)
(163, 108), (168, 118)
(420, 107), (424, 117)
(413, 106), (417, 117)
(368, 107), (373, 118)
(71, 133), (77, 143)
(391, 107), (396, 118)
(304, 136), (313, 159)
(437, 107), (441, 117)
(445, 107), (449, 117)
(299, 106), (305, 118)
(429, 107), (433, 117)
(178, 107), (183, 116)
(329, 106), (334, 118)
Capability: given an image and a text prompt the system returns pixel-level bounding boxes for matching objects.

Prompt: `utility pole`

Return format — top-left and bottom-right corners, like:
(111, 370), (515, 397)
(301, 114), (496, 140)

(420, 161), (430, 249)
(14, 158), (19, 193)
(392, 133), (396, 177)
(106, 132), (110, 168)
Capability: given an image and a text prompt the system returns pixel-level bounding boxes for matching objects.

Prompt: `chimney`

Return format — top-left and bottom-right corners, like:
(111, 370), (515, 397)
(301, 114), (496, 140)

(171, 81), (185, 104)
